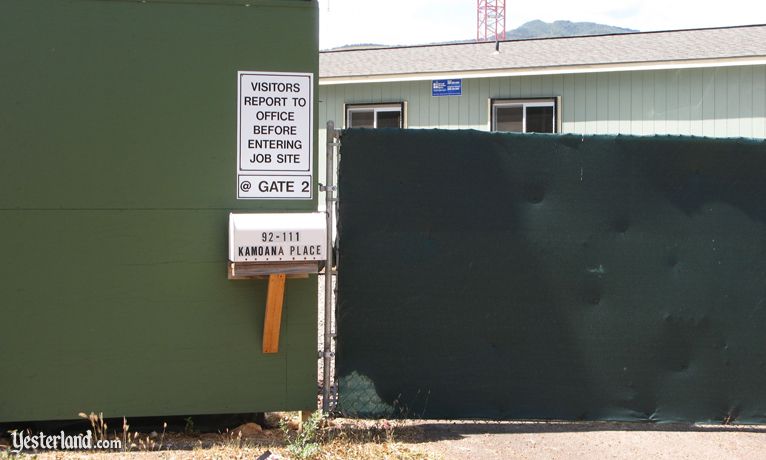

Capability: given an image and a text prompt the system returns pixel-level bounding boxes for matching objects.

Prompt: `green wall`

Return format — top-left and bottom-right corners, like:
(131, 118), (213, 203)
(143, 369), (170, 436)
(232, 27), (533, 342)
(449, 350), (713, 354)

(0, 0), (319, 422)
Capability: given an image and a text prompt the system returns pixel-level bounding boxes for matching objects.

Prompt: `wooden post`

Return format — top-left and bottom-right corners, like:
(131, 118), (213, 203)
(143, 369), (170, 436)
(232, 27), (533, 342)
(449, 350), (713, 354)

(299, 410), (313, 431)
(262, 273), (287, 353)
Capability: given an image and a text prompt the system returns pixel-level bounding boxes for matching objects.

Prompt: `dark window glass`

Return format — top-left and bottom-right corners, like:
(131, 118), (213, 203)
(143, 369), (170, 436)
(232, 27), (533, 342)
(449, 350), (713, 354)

(376, 111), (402, 128)
(348, 110), (374, 128)
(495, 106), (523, 132)
(526, 106), (554, 133)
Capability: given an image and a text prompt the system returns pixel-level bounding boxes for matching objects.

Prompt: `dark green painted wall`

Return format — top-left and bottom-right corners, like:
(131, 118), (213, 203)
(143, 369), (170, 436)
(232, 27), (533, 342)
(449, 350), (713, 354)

(0, 0), (319, 422)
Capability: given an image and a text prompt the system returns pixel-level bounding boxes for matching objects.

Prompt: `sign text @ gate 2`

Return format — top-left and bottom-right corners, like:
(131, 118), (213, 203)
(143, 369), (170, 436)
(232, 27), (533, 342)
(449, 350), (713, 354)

(237, 71), (314, 200)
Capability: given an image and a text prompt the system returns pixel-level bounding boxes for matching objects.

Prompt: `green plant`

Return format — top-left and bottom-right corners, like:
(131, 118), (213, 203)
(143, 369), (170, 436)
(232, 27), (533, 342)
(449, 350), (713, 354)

(280, 411), (322, 459)
(184, 416), (195, 435)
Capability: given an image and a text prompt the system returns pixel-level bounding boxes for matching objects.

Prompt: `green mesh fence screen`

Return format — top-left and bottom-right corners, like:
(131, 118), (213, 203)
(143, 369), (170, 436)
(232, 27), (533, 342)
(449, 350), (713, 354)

(336, 129), (766, 422)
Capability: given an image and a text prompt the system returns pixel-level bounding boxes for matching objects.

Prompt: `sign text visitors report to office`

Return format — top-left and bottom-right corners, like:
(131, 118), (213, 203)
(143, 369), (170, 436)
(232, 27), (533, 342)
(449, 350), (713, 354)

(237, 71), (314, 200)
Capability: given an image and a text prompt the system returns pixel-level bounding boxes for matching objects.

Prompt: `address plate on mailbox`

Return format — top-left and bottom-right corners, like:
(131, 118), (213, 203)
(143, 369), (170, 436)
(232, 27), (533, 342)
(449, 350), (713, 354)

(229, 213), (326, 263)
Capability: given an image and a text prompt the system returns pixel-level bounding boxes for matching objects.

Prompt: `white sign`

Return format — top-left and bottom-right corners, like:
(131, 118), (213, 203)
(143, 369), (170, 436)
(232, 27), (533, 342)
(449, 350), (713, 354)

(237, 71), (313, 200)
(229, 213), (326, 263)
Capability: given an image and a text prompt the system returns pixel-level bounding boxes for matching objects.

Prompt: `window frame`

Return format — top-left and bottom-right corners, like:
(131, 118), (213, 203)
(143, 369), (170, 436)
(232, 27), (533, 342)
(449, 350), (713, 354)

(489, 97), (561, 133)
(344, 102), (407, 129)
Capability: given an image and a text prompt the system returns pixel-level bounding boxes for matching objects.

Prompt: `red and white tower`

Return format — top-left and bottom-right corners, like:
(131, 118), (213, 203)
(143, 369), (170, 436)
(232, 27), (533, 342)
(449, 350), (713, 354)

(476, 0), (506, 42)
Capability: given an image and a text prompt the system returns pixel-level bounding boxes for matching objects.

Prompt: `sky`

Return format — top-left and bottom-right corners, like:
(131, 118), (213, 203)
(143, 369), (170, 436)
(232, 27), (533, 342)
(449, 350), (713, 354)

(318, 0), (766, 49)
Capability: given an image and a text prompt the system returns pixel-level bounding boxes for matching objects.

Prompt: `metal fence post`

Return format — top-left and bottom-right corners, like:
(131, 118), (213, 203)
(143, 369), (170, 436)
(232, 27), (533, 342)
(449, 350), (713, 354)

(322, 121), (340, 414)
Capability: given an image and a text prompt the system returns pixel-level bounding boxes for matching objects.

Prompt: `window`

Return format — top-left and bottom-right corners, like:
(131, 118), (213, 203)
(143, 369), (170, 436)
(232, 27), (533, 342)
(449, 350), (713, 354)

(491, 98), (559, 133)
(345, 102), (406, 128)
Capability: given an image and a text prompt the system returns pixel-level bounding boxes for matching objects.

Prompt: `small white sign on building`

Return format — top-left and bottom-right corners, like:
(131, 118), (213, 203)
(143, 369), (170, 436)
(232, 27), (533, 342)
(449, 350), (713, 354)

(237, 71), (314, 200)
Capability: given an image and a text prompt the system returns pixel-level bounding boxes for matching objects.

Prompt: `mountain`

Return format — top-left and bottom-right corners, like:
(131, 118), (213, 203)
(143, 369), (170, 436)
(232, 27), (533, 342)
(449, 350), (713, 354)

(324, 20), (638, 51)
(505, 20), (637, 40)
(331, 43), (388, 50)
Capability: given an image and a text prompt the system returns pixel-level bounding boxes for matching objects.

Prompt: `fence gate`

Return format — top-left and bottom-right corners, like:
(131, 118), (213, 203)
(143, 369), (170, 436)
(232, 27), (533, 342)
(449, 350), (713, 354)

(334, 129), (766, 423)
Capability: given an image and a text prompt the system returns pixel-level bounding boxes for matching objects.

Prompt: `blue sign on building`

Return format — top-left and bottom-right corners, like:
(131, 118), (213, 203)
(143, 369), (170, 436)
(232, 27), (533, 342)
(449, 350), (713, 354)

(432, 79), (462, 96)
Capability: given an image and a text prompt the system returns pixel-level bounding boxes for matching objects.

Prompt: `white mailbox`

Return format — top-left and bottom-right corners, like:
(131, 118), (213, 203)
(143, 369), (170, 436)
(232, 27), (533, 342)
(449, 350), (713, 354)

(228, 212), (327, 279)
(228, 212), (327, 354)
(229, 212), (326, 263)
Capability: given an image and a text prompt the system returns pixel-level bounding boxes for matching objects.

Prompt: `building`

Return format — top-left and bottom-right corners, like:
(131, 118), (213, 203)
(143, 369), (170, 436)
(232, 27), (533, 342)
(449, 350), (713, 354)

(1, 0), (319, 423)
(319, 24), (766, 144)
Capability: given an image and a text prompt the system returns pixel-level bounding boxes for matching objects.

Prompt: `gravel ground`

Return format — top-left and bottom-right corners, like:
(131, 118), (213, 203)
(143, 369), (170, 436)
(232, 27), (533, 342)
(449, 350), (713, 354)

(405, 420), (766, 459)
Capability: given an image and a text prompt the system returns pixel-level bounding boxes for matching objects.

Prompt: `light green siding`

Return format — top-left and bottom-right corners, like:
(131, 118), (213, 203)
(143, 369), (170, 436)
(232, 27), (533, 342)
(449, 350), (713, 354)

(319, 65), (766, 139)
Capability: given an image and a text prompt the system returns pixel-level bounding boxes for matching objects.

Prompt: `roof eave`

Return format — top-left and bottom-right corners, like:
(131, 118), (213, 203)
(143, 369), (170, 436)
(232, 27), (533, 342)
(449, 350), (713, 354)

(319, 55), (766, 85)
